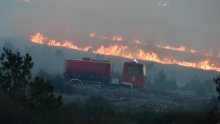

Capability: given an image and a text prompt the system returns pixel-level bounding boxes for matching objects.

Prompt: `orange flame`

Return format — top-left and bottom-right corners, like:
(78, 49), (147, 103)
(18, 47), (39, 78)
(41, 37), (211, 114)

(89, 32), (124, 42)
(156, 44), (198, 54)
(30, 33), (45, 44)
(30, 33), (220, 72)
(93, 45), (220, 72)
(112, 36), (124, 42)
(93, 45), (133, 59)
(156, 44), (186, 52)
(30, 33), (92, 51)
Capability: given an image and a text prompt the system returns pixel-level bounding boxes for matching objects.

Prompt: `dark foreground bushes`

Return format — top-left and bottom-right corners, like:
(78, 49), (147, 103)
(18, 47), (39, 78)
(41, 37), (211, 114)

(0, 48), (62, 124)
(1, 94), (219, 124)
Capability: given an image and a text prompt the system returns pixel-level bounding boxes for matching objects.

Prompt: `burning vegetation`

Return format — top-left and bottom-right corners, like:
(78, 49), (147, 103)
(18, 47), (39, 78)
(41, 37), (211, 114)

(30, 32), (220, 72)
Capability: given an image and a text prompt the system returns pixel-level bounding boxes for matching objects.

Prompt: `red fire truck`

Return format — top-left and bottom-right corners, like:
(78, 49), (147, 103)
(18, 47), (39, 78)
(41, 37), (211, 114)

(64, 57), (146, 88)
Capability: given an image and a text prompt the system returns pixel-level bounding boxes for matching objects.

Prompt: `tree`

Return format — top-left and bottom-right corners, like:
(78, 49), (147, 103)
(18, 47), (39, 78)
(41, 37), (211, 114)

(208, 75), (220, 124)
(214, 74), (220, 100)
(153, 70), (177, 90)
(203, 79), (216, 95)
(154, 70), (167, 86)
(0, 48), (33, 99)
(0, 47), (62, 111)
(166, 78), (178, 90)
(29, 77), (62, 111)
(182, 75), (205, 95)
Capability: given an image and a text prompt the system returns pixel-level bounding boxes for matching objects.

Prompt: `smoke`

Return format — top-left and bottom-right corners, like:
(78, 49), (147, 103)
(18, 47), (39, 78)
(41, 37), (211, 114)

(21, 0), (31, 3)
(132, 39), (142, 45)
(1, 0), (220, 71)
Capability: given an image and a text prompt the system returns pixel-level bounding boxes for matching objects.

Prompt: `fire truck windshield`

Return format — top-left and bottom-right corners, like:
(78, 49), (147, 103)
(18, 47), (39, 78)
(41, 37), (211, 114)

(128, 65), (143, 75)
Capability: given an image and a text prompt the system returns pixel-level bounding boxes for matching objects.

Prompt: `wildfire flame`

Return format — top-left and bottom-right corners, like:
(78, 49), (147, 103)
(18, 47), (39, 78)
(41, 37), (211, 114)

(30, 33), (220, 72)
(89, 32), (124, 42)
(156, 44), (220, 59)
(156, 44), (197, 54)
(30, 33), (92, 51)
(112, 36), (124, 42)
(94, 45), (220, 71)
(30, 33), (45, 44)
(94, 45), (133, 59)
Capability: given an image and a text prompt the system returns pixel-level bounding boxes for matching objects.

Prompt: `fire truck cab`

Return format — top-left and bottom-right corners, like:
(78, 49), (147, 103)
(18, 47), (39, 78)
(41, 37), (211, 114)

(121, 61), (146, 88)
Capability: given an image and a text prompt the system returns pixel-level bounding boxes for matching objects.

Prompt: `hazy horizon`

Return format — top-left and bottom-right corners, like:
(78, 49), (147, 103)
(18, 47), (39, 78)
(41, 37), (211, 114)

(1, 0), (220, 70)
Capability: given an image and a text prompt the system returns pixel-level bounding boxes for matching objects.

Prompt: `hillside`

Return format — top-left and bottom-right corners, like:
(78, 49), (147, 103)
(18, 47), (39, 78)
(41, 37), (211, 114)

(0, 39), (218, 85)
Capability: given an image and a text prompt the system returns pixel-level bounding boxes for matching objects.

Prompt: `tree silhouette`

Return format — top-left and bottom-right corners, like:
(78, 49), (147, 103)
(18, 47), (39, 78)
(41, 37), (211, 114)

(208, 75), (220, 124)
(153, 70), (177, 90)
(29, 77), (62, 111)
(166, 78), (178, 90)
(154, 70), (167, 85)
(214, 74), (220, 100)
(0, 47), (62, 111)
(182, 75), (205, 94)
(0, 48), (33, 100)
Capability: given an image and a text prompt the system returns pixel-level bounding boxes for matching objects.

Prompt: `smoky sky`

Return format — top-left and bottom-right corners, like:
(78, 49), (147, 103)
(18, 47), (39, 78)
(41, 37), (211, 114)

(0, 0), (220, 53)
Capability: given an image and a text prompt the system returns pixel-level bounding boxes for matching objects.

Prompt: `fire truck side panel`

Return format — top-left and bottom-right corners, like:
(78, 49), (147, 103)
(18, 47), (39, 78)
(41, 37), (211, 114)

(65, 59), (112, 83)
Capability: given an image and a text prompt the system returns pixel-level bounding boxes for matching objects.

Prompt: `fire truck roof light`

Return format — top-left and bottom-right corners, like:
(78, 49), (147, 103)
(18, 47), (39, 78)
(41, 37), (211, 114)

(134, 59), (138, 63)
